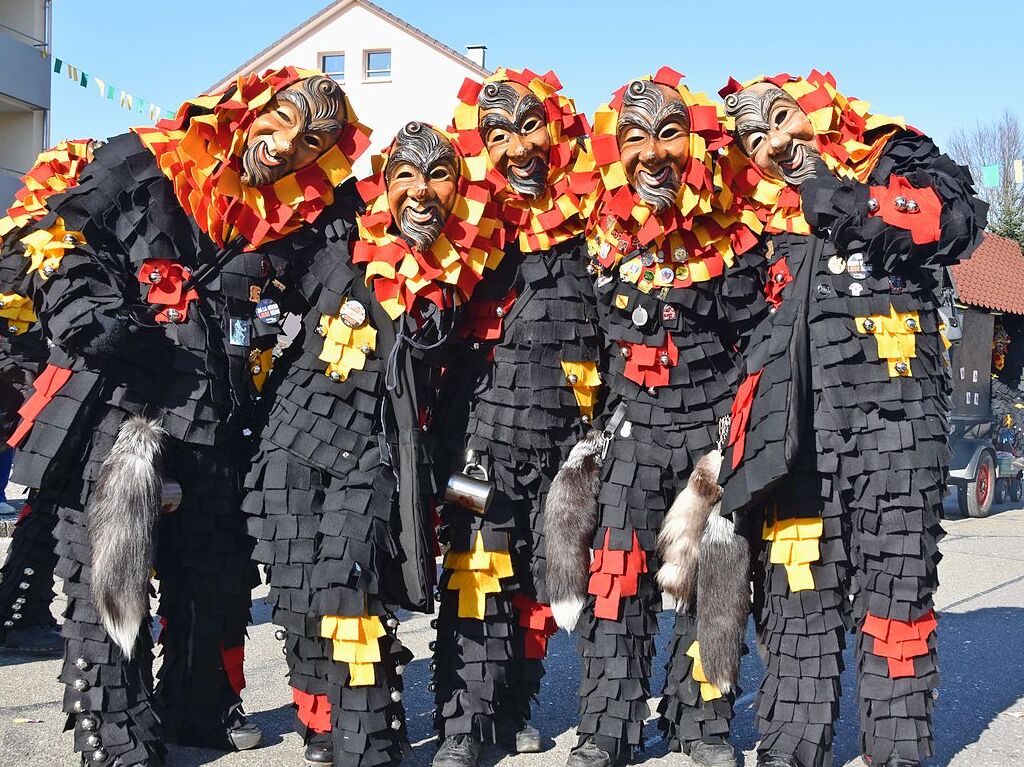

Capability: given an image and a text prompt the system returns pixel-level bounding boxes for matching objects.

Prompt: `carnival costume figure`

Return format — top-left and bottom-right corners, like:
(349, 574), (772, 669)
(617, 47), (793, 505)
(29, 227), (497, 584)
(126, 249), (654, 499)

(429, 68), (601, 767)
(0, 67), (363, 767)
(551, 68), (765, 767)
(0, 140), (97, 656)
(243, 121), (505, 767)
(717, 71), (987, 767)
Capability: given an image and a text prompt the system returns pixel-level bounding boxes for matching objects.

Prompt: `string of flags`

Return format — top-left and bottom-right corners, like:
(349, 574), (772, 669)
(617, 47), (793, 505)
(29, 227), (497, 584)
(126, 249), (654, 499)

(981, 160), (1024, 189)
(43, 49), (174, 123)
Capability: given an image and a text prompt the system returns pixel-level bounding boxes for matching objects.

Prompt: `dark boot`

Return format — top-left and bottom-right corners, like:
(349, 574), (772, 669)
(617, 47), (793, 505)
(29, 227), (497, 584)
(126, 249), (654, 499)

(566, 737), (620, 767)
(433, 734), (483, 767)
(515, 723), (542, 753)
(862, 756), (920, 767)
(685, 739), (737, 767)
(304, 731), (333, 765)
(0, 624), (62, 656)
(757, 751), (799, 767)
(170, 703), (262, 751)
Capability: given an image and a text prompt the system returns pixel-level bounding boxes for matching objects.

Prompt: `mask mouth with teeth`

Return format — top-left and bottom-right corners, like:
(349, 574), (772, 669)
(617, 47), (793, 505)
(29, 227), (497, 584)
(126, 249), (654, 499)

(723, 83), (820, 187)
(478, 81), (551, 199)
(241, 75), (347, 187)
(616, 79), (690, 212)
(385, 122), (460, 252)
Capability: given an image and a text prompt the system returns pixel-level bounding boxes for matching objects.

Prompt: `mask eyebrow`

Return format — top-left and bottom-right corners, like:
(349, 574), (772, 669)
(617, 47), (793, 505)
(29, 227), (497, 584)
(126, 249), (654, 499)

(480, 113), (516, 135)
(761, 88), (796, 121)
(513, 93), (544, 125)
(653, 99), (690, 131)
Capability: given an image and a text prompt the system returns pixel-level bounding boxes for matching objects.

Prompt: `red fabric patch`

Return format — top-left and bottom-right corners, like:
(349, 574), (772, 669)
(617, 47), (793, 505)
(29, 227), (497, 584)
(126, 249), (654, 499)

(588, 530), (647, 621)
(862, 610), (938, 678)
(138, 260), (200, 323)
(7, 364), (72, 448)
(512, 595), (557, 659)
(292, 687), (332, 733)
(16, 503), (32, 524)
(221, 644), (246, 695)
(868, 177), (942, 245)
(622, 334), (678, 389)
(764, 256), (793, 310)
(727, 369), (764, 469)
(459, 289), (517, 341)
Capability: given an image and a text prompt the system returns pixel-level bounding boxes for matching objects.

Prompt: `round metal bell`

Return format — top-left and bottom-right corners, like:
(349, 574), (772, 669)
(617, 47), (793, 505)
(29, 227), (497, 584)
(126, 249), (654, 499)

(274, 629), (287, 641)
(149, 270), (162, 284)
(43, 265), (56, 277)
(867, 197), (879, 212)
(386, 616), (399, 629)
(166, 308), (181, 322)
(91, 748), (108, 763)
(23, 568), (34, 576)
(329, 371), (341, 381)
(75, 658), (91, 672)
(863, 319), (875, 331)
(395, 664), (405, 675)
(568, 374), (578, 384)
(906, 200), (919, 213)
(658, 354), (670, 365)
(894, 196), (908, 212)
(19, 582), (29, 590)
(390, 689), (403, 703)
(390, 719), (402, 731)
(80, 714), (98, 732)
(906, 317), (918, 330)
(73, 678), (90, 692)
(495, 306), (505, 317)
(86, 734), (101, 749)
(895, 361), (909, 374)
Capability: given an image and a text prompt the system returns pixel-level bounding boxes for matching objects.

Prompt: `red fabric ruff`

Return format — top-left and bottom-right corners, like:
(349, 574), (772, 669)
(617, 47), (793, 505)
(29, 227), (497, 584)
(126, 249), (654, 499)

(511, 595), (557, 659)
(728, 369), (764, 469)
(622, 334), (678, 389)
(8, 364), (72, 448)
(764, 256), (793, 309)
(588, 530), (647, 621)
(292, 687), (332, 733)
(138, 260), (199, 323)
(861, 610), (938, 678)
(868, 176), (942, 245)
(221, 644), (246, 695)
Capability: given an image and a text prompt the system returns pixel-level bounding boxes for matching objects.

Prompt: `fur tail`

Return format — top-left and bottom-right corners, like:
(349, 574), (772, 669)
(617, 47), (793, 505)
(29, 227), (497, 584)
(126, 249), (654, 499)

(656, 450), (723, 607)
(696, 511), (750, 693)
(544, 430), (604, 632)
(87, 416), (166, 658)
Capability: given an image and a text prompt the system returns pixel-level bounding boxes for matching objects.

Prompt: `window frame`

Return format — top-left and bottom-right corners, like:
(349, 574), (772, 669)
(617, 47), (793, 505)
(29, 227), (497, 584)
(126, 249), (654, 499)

(362, 49), (392, 82)
(319, 51), (346, 84)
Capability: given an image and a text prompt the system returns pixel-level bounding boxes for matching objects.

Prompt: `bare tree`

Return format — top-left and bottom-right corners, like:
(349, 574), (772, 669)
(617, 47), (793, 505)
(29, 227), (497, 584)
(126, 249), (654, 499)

(948, 110), (1024, 247)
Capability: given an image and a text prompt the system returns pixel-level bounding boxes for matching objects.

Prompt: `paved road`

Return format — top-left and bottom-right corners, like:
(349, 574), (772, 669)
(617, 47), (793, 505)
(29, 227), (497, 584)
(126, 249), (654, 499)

(2, 498), (1023, 767)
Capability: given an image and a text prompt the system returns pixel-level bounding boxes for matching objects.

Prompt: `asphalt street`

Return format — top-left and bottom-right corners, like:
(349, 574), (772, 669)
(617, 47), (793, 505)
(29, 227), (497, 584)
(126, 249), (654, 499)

(1, 496), (1023, 767)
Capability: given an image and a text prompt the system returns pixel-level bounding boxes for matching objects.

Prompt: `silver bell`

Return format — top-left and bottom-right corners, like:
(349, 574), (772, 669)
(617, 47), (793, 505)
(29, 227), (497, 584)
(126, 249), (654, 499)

(647, 386), (657, 396)
(86, 734), (101, 749)
(149, 271), (162, 284)
(906, 318), (918, 330)
(568, 374), (578, 384)
(43, 265), (56, 277)
(386, 617), (399, 629)
(495, 306), (505, 317)
(895, 361), (909, 374)
(23, 567), (34, 576)
(91, 748), (107, 763)
(395, 664), (405, 675)
(906, 200), (919, 213)
(73, 678), (90, 692)
(80, 715), (98, 732)
(390, 718), (402, 731)
(867, 197), (879, 213)
(390, 689), (403, 703)
(75, 658), (91, 672)
(166, 308), (181, 322)
(329, 371), (341, 381)
(19, 581), (29, 590)
(893, 196), (908, 212)
(274, 629), (287, 641)
(658, 354), (670, 365)
(863, 319), (875, 332)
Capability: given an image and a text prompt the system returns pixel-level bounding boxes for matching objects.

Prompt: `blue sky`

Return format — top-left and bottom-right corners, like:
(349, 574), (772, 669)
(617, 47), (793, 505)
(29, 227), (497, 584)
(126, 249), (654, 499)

(51, 0), (1022, 150)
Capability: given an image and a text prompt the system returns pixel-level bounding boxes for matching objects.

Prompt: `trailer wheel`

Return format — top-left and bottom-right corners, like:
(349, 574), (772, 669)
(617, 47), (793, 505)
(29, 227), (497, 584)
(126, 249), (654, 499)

(1011, 478), (1023, 504)
(959, 452), (995, 518)
(996, 478), (1008, 505)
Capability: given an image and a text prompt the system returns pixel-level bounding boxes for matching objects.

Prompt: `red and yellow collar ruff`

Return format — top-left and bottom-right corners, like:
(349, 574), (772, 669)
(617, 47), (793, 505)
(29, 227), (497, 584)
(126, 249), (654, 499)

(0, 139), (95, 239)
(719, 70), (907, 235)
(581, 67), (760, 288)
(133, 66), (370, 250)
(452, 67), (592, 252)
(352, 126), (505, 320)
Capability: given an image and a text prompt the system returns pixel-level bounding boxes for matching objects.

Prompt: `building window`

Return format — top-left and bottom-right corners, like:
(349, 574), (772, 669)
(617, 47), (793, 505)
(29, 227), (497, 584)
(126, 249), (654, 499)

(364, 50), (391, 80)
(321, 53), (345, 83)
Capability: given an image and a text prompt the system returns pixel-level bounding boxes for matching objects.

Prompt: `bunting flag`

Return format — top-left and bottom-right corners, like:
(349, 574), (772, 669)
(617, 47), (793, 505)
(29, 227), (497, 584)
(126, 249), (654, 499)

(44, 49), (172, 123)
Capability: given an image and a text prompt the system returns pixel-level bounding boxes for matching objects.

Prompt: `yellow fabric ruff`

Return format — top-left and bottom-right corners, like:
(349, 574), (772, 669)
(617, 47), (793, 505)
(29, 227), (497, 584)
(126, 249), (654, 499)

(0, 139), (94, 240)
(685, 641), (723, 701)
(320, 614), (386, 687)
(19, 219), (84, 281)
(318, 300), (377, 382)
(0, 293), (36, 334)
(444, 532), (514, 620)
(763, 516), (823, 592)
(855, 307), (920, 377)
(560, 360), (601, 419)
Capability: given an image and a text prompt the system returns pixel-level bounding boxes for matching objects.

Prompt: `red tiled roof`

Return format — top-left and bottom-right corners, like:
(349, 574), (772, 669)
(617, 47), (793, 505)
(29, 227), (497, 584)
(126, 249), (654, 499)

(952, 232), (1024, 316)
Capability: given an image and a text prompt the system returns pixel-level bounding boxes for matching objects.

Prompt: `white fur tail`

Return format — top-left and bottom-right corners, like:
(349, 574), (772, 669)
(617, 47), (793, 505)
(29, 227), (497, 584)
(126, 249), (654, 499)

(87, 416), (166, 658)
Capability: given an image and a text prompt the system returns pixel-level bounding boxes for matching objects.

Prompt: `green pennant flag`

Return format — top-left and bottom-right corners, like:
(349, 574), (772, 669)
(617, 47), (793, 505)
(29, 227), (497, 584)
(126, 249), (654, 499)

(136, 98), (147, 115)
(53, 57), (63, 74)
(982, 164), (1001, 189)
(79, 72), (89, 88)
(105, 84), (115, 100)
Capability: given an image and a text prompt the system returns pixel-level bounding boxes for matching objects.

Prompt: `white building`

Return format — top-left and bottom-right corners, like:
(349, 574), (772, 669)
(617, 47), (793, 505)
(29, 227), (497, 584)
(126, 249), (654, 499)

(0, 0), (51, 205)
(212, 0), (489, 173)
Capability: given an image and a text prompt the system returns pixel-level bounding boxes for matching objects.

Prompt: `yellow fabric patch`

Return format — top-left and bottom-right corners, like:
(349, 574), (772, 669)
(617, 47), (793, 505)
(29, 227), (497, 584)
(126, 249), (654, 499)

(855, 307), (921, 377)
(320, 614), (386, 687)
(560, 360), (601, 419)
(444, 532), (514, 620)
(763, 516), (823, 592)
(0, 292), (36, 334)
(250, 347), (274, 393)
(19, 218), (84, 281)
(685, 641), (723, 701)
(318, 300), (377, 382)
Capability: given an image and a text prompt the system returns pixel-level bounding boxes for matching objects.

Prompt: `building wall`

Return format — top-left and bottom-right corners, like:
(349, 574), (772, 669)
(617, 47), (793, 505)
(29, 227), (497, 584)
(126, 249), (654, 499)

(244, 3), (481, 172)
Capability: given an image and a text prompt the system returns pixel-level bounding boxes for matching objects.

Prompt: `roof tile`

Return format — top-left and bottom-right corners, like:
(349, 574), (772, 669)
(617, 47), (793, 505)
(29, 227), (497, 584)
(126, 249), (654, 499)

(951, 232), (1024, 315)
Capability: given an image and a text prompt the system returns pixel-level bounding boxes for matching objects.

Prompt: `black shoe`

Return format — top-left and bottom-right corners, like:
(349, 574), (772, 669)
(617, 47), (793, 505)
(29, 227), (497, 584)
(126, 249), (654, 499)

(685, 739), (737, 767)
(171, 703), (262, 751)
(433, 734), (482, 767)
(515, 723), (542, 753)
(304, 732), (333, 765)
(757, 751), (799, 767)
(1, 624), (63, 656)
(862, 756), (920, 767)
(566, 737), (620, 767)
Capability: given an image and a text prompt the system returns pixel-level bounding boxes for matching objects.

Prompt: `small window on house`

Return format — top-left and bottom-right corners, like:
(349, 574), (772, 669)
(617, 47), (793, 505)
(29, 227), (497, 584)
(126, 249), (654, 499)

(321, 53), (345, 83)
(364, 50), (391, 80)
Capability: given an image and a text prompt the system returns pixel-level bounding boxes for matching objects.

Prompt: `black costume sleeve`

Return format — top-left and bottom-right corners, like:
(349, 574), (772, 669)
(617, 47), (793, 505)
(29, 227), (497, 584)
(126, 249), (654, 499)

(716, 243), (769, 358)
(801, 131), (987, 272)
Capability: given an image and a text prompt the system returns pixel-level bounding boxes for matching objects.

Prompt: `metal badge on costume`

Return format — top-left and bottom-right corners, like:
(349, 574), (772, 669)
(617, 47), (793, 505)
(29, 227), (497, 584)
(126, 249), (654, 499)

(444, 451), (494, 516)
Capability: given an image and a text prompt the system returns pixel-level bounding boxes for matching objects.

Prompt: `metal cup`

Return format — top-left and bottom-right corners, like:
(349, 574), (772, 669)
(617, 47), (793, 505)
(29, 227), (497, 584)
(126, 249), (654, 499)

(160, 479), (183, 514)
(444, 462), (494, 517)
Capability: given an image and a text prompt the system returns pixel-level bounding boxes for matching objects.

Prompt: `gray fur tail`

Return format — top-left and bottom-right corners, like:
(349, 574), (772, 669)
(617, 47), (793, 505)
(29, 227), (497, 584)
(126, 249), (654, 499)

(656, 450), (723, 608)
(696, 510), (751, 694)
(544, 429), (604, 632)
(87, 416), (166, 659)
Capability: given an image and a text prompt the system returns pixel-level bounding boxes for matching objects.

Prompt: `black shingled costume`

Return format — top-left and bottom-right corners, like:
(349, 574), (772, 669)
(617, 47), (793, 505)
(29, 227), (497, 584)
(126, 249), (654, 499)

(576, 243), (765, 760)
(0, 132), (283, 766)
(431, 236), (602, 744)
(244, 180), (450, 767)
(720, 132), (987, 767)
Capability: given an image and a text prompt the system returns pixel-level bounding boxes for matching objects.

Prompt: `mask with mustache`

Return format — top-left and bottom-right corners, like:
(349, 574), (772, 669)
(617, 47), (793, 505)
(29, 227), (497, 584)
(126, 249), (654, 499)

(479, 81), (550, 198)
(385, 122), (459, 252)
(617, 80), (690, 212)
(724, 85), (820, 187)
(241, 76), (347, 187)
